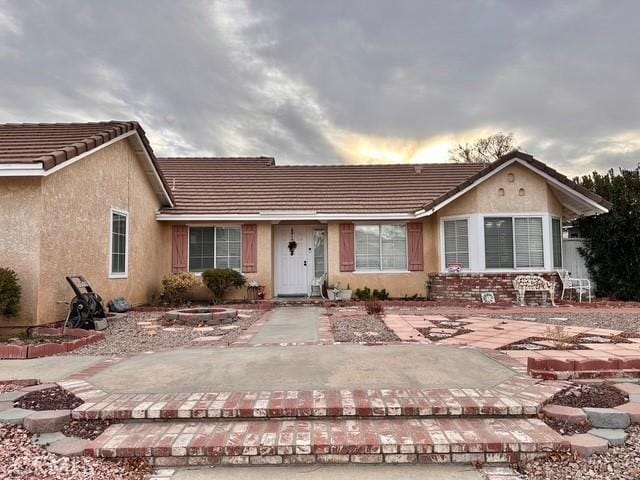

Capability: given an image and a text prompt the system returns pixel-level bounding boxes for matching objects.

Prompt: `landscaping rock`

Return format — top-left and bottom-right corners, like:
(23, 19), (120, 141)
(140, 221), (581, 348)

(614, 402), (640, 423)
(0, 390), (26, 402)
(31, 431), (66, 446)
(542, 404), (588, 424)
(588, 428), (629, 446)
(46, 436), (90, 456)
(23, 409), (71, 433)
(566, 433), (609, 457)
(0, 407), (33, 425)
(584, 407), (631, 429)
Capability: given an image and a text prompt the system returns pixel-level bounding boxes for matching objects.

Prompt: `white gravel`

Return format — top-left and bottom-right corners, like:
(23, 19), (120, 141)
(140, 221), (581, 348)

(0, 423), (150, 479)
(63, 310), (263, 355)
(497, 311), (640, 333)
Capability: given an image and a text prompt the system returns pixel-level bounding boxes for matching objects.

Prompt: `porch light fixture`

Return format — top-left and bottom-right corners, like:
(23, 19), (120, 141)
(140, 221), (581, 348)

(288, 228), (297, 256)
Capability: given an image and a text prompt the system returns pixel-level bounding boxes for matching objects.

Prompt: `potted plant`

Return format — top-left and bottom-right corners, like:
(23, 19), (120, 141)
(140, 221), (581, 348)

(328, 283), (340, 301)
(341, 283), (353, 300)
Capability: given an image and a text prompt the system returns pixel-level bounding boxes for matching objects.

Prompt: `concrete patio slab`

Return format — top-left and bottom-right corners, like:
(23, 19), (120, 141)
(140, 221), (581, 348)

(86, 344), (516, 393)
(0, 356), (105, 382)
(168, 464), (484, 480)
(249, 307), (322, 344)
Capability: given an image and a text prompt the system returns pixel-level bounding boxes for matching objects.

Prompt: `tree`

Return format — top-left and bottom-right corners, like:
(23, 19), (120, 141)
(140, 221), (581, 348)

(575, 166), (640, 300)
(449, 132), (518, 164)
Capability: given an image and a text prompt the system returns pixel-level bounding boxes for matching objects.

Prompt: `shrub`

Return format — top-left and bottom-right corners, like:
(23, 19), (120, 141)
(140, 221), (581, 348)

(161, 272), (200, 306)
(372, 288), (390, 301)
(202, 268), (247, 303)
(0, 268), (21, 318)
(354, 287), (390, 301)
(365, 300), (384, 316)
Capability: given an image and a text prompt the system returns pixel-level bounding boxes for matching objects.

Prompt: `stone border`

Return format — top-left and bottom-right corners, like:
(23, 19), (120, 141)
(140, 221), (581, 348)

(528, 357), (640, 380)
(0, 328), (105, 359)
(164, 307), (237, 325)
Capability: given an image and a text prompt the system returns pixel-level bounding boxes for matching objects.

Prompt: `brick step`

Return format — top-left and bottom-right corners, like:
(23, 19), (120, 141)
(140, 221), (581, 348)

(85, 417), (568, 467)
(72, 384), (563, 421)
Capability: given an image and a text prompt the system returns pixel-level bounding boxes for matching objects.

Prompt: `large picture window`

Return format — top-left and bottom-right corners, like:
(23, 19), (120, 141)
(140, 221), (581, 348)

(189, 227), (241, 272)
(484, 216), (544, 269)
(443, 219), (469, 268)
(110, 209), (128, 277)
(355, 224), (407, 271)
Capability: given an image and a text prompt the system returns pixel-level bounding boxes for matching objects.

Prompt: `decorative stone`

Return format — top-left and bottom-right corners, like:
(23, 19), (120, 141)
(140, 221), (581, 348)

(193, 326), (216, 332)
(567, 433), (609, 457)
(219, 325), (239, 330)
(46, 436), (90, 456)
(588, 428), (629, 446)
(542, 404), (588, 425)
(614, 402), (640, 423)
(582, 336), (611, 343)
(23, 409), (71, 433)
(31, 431), (66, 446)
(584, 407), (631, 429)
(0, 408), (32, 425)
(0, 390), (26, 402)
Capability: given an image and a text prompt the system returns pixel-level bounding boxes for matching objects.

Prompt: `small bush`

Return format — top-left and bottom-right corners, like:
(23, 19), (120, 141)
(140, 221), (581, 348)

(161, 272), (200, 306)
(354, 287), (372, 301)
(355, 287), (390, 301)
(0, 268), (21, 318)
(202, 268), (246, 303)
(365, 300), (384, 316)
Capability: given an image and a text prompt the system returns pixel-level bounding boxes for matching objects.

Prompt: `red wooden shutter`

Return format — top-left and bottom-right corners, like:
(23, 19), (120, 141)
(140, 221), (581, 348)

(171, 225), (189, 273)
(339, 223), (355, 272)
(242, 224), (258, 273)
(407, 222), (424, 271)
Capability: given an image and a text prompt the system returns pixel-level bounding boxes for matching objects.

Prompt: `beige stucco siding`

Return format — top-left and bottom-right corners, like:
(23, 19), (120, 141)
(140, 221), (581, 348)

(38, 138), (170, 324)
(0, 177), (42, 325)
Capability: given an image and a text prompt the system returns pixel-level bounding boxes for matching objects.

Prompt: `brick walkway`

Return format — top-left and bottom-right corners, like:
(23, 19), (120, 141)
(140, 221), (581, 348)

(85, 417), (567, 466)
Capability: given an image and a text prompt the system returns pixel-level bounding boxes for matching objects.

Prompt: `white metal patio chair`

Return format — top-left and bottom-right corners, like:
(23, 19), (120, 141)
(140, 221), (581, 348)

(309, 272), (327, 299)
(556, 269), (592, 302)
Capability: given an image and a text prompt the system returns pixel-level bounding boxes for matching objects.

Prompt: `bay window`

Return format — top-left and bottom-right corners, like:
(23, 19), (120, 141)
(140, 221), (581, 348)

(484, 216), (544, 269)
(443, 219), (470, 268)
(355, 224), (407, 271)
(552, 217), (562, 268)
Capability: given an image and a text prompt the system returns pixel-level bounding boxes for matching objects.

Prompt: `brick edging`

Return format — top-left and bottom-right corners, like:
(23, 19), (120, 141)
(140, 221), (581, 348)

(0, 328), (105, 359)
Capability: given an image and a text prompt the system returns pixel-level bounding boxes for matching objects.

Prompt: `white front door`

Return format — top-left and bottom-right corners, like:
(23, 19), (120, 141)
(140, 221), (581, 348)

(275, 225), (312, 296)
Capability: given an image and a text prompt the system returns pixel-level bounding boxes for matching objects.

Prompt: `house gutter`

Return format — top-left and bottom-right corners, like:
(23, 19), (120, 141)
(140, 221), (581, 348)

(156, 211), (417, 222)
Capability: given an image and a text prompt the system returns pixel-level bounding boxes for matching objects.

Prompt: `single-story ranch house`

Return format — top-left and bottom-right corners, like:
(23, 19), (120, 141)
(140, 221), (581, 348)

(0, 121), (611, 327)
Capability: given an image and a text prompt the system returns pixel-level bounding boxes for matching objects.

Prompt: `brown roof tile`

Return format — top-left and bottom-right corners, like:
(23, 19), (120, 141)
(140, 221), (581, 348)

(157, 157), (487, 214)
(0, 121), (174, 204)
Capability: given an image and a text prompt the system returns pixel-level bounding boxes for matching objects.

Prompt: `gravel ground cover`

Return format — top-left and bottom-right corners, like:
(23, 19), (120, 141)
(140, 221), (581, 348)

(62, 419), (113, 440)
(548, 383), (628, 409)
(64, 310), (263, 355)
(0, 423), (151, 479)
(522, 425), (640, 480)
(331, 315), (400, 343)
(497, 310), (640, 333)
(15, 386), (84, 411)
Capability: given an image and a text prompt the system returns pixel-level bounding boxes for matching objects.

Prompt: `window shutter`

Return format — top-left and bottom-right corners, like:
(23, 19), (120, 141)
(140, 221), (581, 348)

(171, 225), (188, 273)
(241, 224), (258, 273)
(407, 222), (424, 271)
(339, 223), (355, 272)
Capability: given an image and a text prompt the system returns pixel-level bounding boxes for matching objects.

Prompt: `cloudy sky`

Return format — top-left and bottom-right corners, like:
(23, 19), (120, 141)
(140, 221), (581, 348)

(1, 0), (639, 176)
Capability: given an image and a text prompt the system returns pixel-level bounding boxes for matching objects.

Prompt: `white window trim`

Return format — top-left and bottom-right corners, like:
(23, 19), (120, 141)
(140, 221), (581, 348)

(354, 223), (409, 273)
(481, 214), (547, 271)
(439, 215), (472, 272)
(109, 208), (129, 279)
(187, 225), (243, 273)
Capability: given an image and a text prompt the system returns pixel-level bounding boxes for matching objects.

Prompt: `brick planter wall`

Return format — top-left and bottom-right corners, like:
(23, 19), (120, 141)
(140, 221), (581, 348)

(0, 328), (105, 359)
(427, 272), (561, 305)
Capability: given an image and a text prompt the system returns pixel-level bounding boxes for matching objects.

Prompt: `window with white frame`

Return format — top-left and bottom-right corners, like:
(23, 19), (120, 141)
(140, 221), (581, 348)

(110, 210), (128, 276)
(443, 219), (469, 268)
(484, 216), (544, 269)
(355, 224), (407, 271)
(189, 226), (241, 272)
(552, 217), (562, 268)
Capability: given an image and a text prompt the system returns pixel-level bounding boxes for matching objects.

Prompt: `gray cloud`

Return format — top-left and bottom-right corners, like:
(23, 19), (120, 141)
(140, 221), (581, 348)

(0, 0), (639, 175)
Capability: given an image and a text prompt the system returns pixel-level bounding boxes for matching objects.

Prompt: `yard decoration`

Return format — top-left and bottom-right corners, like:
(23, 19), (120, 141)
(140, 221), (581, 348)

(0, 267), (21, 318)
(202, 268), (247, 303)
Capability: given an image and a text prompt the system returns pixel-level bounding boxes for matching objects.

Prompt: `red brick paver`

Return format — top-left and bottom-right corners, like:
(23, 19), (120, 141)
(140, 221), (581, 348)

(85, 417), (568, 466)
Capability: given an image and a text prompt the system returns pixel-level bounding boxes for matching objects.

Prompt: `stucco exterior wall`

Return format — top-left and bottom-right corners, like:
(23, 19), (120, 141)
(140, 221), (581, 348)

(0, 177), (42, 326)
(185, 222), (274, 301)
(37, 138), (170, 324)
(326, 221), (433, 298)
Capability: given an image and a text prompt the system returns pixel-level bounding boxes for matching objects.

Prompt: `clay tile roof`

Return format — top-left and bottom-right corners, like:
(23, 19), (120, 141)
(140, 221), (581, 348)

(157, 157), (487, 214)
(0, 121), (174, 204)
